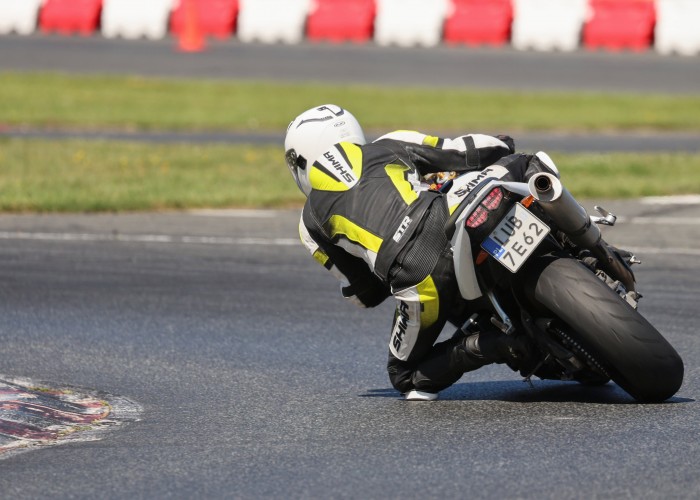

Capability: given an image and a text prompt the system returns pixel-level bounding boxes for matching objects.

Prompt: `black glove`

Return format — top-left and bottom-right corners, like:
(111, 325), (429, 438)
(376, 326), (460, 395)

(341, 276), (391, 308)
(496, 134), (515, 153)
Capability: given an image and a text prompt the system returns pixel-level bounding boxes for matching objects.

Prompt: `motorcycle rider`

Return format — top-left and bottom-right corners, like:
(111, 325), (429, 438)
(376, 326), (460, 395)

(285, 104), (560, 401)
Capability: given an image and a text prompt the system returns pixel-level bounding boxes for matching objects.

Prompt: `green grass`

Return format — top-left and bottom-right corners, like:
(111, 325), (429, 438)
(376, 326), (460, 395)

(1, 138), (699, 212)
(2, 72), (700, 133)
(555, 153), (700, 198)
(1, 72), (699, 212)
(0, 139), (294, 212)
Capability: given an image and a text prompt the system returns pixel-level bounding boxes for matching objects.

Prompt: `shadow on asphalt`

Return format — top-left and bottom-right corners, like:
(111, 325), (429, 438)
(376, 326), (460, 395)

(360, 380), (694, 405)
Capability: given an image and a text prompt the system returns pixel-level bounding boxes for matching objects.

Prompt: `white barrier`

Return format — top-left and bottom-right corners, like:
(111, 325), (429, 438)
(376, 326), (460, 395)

(511, 0), (587, 52)
(237, 0), (310, 44)
(655, 0), (700, 56)
(374, 0), (449, 48)
(0, 0), (43, 35)
(101, 0), (175, 40)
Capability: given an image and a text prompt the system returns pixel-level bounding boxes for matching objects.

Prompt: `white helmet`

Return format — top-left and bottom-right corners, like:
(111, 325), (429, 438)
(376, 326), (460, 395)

(284, 104), (366, 196)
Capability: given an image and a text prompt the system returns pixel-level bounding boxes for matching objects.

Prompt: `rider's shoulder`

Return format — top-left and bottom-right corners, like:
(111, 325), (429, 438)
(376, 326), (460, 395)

(372, 130), (429, 145)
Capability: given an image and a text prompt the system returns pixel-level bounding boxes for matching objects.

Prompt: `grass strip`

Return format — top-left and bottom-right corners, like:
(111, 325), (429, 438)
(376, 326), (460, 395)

(1, 138), (699, 212)
(0, 139), (292, 212)
(2, 72), (700, 133)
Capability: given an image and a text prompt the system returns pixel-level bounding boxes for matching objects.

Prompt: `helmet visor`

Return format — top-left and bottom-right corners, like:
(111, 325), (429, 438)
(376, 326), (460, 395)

(285, 148), (307, 191)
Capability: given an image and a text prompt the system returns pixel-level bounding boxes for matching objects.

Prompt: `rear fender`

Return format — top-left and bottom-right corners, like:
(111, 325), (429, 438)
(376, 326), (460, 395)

(452, 227), (482, 300)
(447, 176), (530, 301)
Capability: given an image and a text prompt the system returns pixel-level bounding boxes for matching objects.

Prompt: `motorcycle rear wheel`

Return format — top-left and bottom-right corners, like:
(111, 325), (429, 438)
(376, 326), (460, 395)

(523, 255), (684, 403)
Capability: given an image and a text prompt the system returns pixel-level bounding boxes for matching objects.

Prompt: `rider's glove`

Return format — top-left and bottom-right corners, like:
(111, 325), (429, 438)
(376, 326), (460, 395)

(341, 281), (390, 308)
(495, 134), (515, 153)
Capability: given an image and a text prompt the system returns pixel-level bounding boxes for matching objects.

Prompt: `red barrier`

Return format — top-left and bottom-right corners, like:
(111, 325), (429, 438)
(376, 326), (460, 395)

(444, 0), (513, 46)
(306, 0), (376, 43)
(171, 0), (239, 39)
(583, 0), (656, 52)
(39, 0), (103, 36)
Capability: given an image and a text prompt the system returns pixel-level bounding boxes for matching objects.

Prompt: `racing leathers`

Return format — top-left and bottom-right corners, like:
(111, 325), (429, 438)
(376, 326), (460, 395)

(298, 130), (554, 397)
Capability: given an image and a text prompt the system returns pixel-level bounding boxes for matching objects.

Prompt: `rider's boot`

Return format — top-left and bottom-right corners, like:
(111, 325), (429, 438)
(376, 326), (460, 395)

(404, 335), (487, 401)
(404, 329), (532, 401)
(469, 329), (534, 366)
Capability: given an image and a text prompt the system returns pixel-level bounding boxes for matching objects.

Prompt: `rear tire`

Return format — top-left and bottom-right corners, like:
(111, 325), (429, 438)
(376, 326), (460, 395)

(523, 255), (684, 402)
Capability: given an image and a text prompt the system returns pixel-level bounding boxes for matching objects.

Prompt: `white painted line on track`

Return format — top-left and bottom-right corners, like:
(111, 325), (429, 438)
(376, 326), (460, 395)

(0, 231), (298, 246)
(187, 209), (280, 218)
(629, 246), (700, 257)
(641, 195), (700, 205)
(0, 231), (698, 257)
(617, 216), (700, 225)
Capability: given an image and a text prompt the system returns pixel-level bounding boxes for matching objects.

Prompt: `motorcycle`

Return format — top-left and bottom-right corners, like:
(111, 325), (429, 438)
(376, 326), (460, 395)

(439, 153), (684, 403)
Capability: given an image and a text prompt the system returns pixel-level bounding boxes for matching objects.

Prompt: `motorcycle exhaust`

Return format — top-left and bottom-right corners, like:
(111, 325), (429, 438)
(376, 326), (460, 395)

(528, 173), (601, 249)
(528, 173), (636, 292)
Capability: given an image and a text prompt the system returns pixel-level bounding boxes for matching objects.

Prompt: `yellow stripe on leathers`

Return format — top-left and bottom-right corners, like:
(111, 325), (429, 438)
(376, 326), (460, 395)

(312, 249), (330, 266)
(416, 275), (439, 328)
(328, 215), (383, 253)
(298, 223), (331, 266)
(308, 142), (363, 192)
(384, 164), (418, 205)
(422, 135), (440, 147)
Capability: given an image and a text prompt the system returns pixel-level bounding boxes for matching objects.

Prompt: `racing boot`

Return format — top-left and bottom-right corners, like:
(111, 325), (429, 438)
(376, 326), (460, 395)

(401, 330), (536, 400)
(469, 328), (535, 369)
(403, 334), (492, 401)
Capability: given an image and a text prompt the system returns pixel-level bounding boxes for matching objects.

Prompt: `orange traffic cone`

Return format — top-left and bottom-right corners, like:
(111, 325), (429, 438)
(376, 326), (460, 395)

(178, 0), (205, 53)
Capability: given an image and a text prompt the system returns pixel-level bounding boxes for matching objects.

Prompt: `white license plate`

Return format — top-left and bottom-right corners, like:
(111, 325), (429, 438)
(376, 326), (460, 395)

(481, 203), (550, 273)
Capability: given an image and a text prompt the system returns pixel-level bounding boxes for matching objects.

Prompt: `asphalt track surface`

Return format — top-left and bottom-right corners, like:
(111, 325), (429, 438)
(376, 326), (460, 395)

(1, 36), (700, 498)
(1, 200), (699, 498)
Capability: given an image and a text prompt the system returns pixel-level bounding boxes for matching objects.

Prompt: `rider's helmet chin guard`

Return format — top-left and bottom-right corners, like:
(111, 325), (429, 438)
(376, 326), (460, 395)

(284, 104), (366, 196)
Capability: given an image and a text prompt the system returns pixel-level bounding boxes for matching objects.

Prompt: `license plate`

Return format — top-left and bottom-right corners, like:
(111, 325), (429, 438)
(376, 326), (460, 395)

(481, 203), (550, 273)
